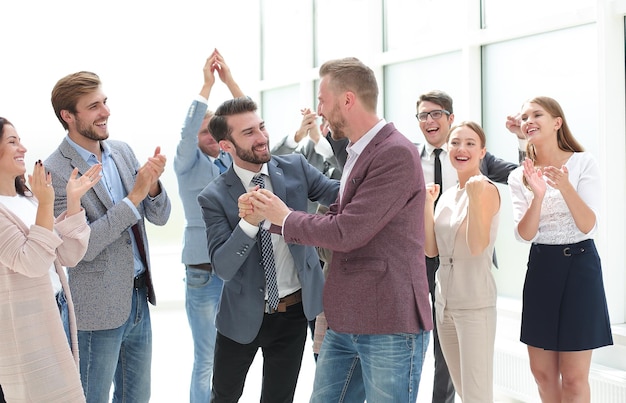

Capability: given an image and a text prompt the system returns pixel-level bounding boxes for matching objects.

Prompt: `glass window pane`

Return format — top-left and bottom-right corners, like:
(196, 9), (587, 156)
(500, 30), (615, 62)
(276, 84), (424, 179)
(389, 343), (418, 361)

(482, 0), (594, 29)
(383, 52), (464, 144)
(315, 0), (375, 64)
(261, 85), (302, 148)
(262, 0), (311, 81)
(385, 0), (469, 51)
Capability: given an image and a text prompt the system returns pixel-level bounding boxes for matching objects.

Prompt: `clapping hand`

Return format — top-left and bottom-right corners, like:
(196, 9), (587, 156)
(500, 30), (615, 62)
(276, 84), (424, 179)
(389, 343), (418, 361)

(28, 160), (54, 205)
(66, 164), (102, 215)
(522, 158), (546, 198)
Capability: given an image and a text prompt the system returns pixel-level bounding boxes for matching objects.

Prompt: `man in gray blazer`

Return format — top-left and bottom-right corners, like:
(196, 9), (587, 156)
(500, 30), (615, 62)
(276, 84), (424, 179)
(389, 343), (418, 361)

(197, 97), (338, 403)
(246, 57), (433, 403)
(174, 49), (243, 403)
(46, 71), (171, 403)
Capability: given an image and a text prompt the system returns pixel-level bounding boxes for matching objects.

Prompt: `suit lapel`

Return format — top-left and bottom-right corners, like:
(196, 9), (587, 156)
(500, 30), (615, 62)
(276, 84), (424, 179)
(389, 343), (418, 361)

(59, 139), (114, 209)
(224, 167), (246, 205)
(267, 159), (286, 202)
(108, 144), (136, 197)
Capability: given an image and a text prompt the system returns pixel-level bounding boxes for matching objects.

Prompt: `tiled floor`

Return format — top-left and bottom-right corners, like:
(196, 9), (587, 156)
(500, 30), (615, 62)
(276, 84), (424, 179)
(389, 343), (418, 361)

(149, 248), (522, 403)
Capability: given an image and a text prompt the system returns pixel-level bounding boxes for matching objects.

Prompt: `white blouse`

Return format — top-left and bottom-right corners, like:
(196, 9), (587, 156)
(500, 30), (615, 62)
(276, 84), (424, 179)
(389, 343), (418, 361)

(508, 152), (600, 244)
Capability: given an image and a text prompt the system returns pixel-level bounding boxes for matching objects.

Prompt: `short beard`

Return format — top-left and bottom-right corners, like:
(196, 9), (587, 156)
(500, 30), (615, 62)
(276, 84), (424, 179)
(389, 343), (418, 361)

(76, 118), (108, 141)
(230, 137), (271, 164)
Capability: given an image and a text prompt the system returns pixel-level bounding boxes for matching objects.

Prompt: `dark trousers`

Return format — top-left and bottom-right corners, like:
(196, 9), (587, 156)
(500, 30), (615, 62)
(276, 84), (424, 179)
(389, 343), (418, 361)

(0, 385), (5, 403)
(427, 256), (456, 403)
(211, 302), (308, 403)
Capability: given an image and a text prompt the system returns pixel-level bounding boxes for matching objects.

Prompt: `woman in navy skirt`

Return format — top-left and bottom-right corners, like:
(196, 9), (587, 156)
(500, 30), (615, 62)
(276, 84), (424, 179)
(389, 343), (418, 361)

(507, 96), (612, 403)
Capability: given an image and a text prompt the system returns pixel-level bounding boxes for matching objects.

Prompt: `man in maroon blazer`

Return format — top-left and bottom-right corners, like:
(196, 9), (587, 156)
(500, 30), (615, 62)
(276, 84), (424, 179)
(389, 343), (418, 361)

(242, 57), (433, 402)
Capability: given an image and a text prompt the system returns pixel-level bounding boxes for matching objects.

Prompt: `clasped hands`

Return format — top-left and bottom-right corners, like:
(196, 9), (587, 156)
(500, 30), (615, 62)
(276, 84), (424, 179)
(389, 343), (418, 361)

(238, 187), (291, 227)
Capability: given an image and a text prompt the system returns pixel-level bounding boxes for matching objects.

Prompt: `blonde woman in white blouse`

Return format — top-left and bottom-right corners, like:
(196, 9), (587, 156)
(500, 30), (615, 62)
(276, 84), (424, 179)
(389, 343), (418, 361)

(0, 117), (101, 402)
(507, 97), (612, 403)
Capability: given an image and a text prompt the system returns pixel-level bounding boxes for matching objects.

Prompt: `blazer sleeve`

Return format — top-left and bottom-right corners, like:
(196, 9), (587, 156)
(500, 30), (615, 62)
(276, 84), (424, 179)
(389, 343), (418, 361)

(480, 151), (519, 185)
(284, 140), (420, 252)
(174, 99), (208, 176)
(197, 183), (258, 281)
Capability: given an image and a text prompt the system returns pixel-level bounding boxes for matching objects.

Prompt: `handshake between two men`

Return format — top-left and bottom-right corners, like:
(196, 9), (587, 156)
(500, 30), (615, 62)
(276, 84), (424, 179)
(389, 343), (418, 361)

(238, 186), (292, 229)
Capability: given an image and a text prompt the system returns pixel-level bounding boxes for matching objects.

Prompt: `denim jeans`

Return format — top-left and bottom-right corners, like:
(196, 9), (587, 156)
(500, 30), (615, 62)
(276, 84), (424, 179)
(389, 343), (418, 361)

(56, 289), (71, 347)
(78, 286), (152, 403)
(311, 328), (430, 403)
(185, 265), (223, 403)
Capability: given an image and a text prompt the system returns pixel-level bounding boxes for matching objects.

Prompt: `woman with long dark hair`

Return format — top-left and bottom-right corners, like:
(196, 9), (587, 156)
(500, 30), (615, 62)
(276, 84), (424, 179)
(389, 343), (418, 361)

(0, 117), (101, 402)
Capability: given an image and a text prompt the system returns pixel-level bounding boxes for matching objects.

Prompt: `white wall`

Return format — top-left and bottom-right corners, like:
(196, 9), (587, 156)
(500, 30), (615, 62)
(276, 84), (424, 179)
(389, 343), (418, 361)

(0, 0), (261, 247)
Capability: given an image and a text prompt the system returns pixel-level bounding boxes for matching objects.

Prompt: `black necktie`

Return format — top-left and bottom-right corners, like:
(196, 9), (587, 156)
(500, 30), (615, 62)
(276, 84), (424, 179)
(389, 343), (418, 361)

(433, 148), (443, 207)
(251, 174), (280, 309)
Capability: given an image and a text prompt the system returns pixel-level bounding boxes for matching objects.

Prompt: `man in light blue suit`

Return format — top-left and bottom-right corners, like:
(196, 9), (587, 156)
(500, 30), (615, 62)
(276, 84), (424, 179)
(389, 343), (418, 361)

(46, 71), (171, 403)
(197, 97), (339, 403)
(174, 50), (243, 403)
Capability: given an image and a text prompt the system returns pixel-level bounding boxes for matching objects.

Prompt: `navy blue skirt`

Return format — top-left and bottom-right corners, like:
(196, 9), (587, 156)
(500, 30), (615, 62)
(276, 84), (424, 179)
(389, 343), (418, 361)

(521, 239), (613, 351)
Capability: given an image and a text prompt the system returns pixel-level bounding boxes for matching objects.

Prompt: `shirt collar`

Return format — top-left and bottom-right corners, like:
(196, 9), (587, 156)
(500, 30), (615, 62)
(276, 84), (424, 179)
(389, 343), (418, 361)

(65, 135), (109, 164)
(424, 141), (448, 158)
(346, 119), (387, 158)
(233, 162), (270, 187)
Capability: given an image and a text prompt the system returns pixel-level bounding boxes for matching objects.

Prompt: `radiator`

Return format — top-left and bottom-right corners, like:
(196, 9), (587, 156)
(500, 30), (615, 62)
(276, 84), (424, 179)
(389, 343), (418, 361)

(494, 347), (626, 402)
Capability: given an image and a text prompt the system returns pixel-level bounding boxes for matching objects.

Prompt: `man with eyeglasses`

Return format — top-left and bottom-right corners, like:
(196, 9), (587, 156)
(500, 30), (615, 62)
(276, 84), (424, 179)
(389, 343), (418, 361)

(416, 89), (525, 403)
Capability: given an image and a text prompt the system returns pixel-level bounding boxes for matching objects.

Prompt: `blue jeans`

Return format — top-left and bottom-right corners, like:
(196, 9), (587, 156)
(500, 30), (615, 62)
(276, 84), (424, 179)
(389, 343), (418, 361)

(185, 265), (223, 403)
(78, 286), (152, 403)
(311, 328), (430, 403)
(57, 289), (71, 347)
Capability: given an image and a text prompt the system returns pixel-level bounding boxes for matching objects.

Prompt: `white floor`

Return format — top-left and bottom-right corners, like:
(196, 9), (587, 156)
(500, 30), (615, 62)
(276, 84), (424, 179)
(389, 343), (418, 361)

(149, 248), (520, 403)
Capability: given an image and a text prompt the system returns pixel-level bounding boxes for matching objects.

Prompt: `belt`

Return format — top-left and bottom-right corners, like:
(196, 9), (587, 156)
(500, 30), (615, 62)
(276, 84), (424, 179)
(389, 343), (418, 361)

(265, 289), (302, 314)
(134, 272), (146, 289)
(187, 263), (212, 272)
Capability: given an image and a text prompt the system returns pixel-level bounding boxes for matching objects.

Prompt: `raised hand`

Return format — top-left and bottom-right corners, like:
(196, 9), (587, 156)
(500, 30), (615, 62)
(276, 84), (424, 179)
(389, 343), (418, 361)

(66, 164), (102, 215)
(505, 113), (525, 140)
(213, 49), (234, 85)
(521, 158), (546, 199)
(128, 147), (167, 206)
(28, 160), (54, 205)
(425, 182), (440, 206)
(28, 160), (54, 230)
(203, 53), (217, 89)
(542, 165), (572, 193)
(465, 174), (488, 200)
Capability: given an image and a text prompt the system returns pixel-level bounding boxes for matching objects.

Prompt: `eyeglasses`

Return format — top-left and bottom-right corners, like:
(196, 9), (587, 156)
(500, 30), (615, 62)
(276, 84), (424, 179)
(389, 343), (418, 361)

(416, 109), (450, 122)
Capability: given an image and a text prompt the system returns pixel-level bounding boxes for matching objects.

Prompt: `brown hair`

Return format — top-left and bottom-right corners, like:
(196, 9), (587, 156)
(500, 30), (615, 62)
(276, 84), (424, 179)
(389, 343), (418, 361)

(319, 57), (378, 112)
(209, 97), (258, 142)
(448, 121), (486, 148)
(417, 90), (454, 114)
(51, 71), (102, 130)
(523, 96), (584, 162)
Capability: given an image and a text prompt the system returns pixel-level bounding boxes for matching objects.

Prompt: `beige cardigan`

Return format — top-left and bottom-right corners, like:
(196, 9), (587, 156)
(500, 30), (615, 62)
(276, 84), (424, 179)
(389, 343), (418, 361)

(0, 201), (88, 402)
